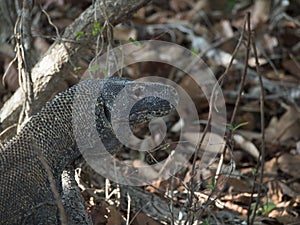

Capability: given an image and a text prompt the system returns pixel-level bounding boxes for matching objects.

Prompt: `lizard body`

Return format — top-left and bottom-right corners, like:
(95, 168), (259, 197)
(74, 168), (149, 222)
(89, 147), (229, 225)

(0, 77), (176, 224)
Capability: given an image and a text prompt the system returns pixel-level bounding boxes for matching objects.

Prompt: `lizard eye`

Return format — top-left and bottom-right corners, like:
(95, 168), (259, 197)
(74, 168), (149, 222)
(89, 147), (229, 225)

(132, 86), (145, 98)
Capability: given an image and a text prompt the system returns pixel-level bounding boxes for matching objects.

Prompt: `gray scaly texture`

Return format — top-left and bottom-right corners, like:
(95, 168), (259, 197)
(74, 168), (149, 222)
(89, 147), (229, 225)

(0, 77), (176, 225)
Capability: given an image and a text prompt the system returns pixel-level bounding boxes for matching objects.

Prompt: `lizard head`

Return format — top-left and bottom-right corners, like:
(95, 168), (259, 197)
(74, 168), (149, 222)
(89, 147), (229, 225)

(101, 76), (178, 126)
(74, 77), (177, 156)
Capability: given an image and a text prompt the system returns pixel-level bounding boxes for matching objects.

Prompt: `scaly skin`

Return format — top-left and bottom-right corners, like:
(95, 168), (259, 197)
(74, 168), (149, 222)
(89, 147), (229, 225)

(0, 77), (176, 224)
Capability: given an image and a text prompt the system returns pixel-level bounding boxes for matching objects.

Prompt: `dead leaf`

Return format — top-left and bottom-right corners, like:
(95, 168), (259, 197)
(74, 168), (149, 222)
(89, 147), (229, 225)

(107, 206), (122, 225)
(266, 106), (300, 142)
(226, 177), (251, 193)
(251, 0), (271, 26)
(114, 25), (137, 41)
(132, 160), (159, 180)
(282, 59), (300, 78)
(169, 0), (190, 12)
(183, 132), (225, 166)
(89, 201), (109, 225)
(233, 134), (260, 160)
(277, 153), (300, 178)
(131, 213), (161, 225)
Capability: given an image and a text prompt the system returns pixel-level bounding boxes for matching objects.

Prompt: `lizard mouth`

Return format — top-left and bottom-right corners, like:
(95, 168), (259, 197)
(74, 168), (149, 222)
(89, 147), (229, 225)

(101, 97), (175, 126)
(129, 97), (176, 125)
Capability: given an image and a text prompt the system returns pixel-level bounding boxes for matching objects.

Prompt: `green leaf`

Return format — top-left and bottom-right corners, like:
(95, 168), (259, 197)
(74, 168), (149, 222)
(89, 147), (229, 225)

(75, 31), (84, 40)
(92, 22), (104, 36)
(191, 48), (198, 57)
(262, 202), (276, 216)
(88, 66), (108, 76)
(129, 37), (142, 47)
(225, 0), (236, 14)
(93, 22), (100, 29)
(203, 219), (211, 225)
(252, 201), (276, 216)
(207, 177), (215, 190)
(88, 65), (101, 72)
(227, 121), (249, 131)
(73, 66), (82, 71)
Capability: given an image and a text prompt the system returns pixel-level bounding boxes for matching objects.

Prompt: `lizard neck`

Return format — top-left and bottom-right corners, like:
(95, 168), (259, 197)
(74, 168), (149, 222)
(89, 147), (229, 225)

(16, 86), (77, 175)
(15, 79), (122, 176)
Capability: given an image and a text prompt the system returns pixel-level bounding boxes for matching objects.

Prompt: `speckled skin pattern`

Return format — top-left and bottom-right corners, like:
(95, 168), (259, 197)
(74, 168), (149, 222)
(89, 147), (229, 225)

(0, 77), (175, 224)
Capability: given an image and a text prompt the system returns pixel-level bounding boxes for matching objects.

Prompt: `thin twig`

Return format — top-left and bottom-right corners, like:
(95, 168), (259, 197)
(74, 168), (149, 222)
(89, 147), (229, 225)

(40, 6), (77, 69)
(214, 12), (248, 187)
(229, 16), (251, 126)
(14, 0), (34, 130)
(2, 55), (17, 88)
(0, 124), (18, 148)
(186, 11), (250, 225)
(126, 193), (131, 225)
(248, 18), (266, 225)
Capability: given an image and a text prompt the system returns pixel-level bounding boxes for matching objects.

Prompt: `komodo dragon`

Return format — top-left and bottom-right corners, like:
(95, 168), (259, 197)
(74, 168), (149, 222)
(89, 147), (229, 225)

(0, 76), (177, 224)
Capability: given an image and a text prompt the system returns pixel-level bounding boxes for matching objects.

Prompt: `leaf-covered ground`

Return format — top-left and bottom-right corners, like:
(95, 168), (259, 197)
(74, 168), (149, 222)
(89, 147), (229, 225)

(0, 0), (299, 224)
